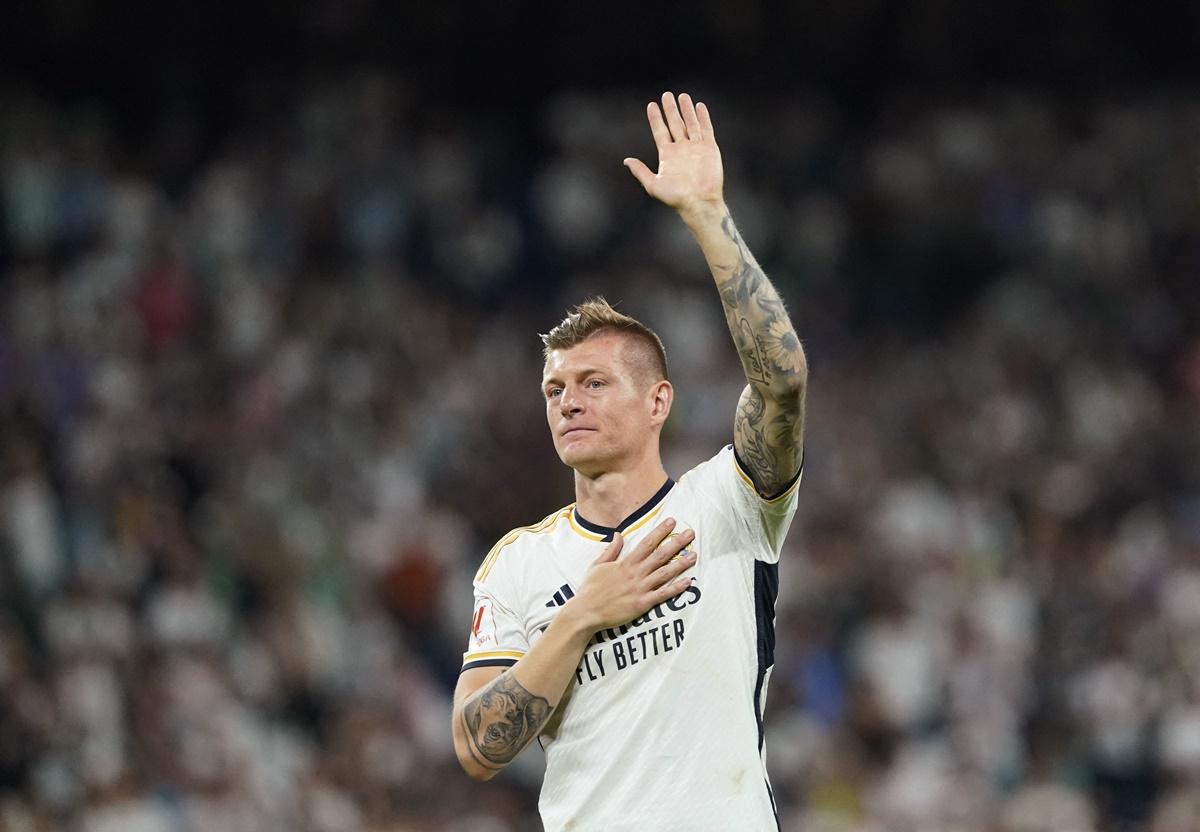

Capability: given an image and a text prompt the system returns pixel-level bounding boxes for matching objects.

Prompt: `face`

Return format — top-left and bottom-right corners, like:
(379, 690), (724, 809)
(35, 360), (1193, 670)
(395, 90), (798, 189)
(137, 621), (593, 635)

(542, 333), (671, 477)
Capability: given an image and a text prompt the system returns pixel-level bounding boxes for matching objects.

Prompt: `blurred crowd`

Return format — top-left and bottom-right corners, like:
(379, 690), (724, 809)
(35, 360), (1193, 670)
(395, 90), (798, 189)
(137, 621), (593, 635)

(1, 76), (1199, 832)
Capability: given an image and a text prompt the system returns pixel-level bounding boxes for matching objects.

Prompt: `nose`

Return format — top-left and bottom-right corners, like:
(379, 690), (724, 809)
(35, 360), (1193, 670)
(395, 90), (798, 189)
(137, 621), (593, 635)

(559, 386), (584, 417)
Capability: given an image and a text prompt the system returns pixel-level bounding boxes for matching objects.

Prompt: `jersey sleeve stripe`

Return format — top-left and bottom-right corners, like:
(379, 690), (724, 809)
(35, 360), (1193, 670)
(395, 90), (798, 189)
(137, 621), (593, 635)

(461, 657), (520, 671)
(732, 448), (804, 503)
(462, 649), (525, 661)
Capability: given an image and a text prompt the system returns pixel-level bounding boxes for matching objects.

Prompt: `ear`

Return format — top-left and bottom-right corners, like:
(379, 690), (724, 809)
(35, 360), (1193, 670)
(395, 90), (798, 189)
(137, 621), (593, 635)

(648, 380), (673, 427)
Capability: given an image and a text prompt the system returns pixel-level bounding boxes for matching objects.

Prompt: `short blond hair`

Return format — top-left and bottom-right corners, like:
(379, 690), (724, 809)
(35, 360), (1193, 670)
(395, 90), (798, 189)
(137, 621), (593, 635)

(541, 297), (668, 382)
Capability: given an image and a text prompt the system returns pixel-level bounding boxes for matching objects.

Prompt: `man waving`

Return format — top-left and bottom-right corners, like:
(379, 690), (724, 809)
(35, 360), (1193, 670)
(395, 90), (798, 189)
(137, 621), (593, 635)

(452, 91), (807, 831)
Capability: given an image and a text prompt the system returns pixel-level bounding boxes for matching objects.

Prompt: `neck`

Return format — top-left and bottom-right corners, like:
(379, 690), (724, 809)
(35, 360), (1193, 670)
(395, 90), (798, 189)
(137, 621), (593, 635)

(573, 450), (670, 529)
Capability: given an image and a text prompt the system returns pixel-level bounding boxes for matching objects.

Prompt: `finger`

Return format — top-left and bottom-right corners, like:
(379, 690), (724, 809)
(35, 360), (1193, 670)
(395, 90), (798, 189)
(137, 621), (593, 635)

(696, 102), (715, 142)
(678, 93), (702, 141)
(646, 102), (672, 150)
(645, 545), (696, 589)
(641, 528), (694, 578)
(650, 574), (695, 607)
(652, 529), (695, 569)
(629, 518), (677, 564)
(594, 531), (623, 564)
(660, 91), (688, 144)
(623, 157), (655, 192)
(662, 528), (700, 561)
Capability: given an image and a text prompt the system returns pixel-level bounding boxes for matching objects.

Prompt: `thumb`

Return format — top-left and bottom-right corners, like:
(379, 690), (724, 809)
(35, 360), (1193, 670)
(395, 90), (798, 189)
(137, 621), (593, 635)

(594, 531), (623, 564)
(623, 157), (655, 192)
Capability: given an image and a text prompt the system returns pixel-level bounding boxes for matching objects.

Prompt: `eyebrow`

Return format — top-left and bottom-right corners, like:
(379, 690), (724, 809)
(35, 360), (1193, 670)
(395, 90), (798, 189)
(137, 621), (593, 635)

(541, 367), (608, 389)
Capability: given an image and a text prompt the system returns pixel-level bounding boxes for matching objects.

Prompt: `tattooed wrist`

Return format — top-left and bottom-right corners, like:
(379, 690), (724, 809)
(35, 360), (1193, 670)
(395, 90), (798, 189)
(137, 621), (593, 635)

(461, 673), (552, 768)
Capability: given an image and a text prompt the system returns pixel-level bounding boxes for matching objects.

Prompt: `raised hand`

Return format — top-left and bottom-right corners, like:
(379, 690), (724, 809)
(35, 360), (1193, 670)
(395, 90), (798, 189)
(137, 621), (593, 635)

(571, 518), (696, 630)
(624, 92), (724, 215)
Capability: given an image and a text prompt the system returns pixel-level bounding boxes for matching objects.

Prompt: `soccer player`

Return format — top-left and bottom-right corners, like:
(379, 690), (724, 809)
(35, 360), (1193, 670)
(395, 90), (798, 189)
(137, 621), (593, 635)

(452, 91), (807, 831)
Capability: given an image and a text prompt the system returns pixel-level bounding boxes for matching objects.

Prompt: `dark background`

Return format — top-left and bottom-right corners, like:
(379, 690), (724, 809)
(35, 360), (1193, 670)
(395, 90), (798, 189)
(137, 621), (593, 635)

(2, 3), (1200, 831)
(6, 1), (1200, 145)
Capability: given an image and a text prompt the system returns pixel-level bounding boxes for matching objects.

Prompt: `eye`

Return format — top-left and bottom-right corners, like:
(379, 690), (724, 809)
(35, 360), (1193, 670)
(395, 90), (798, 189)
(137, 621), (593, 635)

(546, 387), (562, 399)
(587, 379), (604, 389)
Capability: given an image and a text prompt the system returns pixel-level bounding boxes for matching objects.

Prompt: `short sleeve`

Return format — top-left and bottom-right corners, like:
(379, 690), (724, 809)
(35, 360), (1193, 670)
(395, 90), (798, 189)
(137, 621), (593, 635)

(686, 444), (802, 564)
(461, 551), (529, 672)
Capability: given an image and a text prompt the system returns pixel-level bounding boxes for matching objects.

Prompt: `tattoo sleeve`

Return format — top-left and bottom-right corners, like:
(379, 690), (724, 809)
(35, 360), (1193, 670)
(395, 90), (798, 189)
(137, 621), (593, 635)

(713, 212), (807, 495)
(459, 671), (553, 770)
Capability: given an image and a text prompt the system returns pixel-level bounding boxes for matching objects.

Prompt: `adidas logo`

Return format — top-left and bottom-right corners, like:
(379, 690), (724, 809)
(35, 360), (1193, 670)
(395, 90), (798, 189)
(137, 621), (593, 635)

(545, 583), (576, 607)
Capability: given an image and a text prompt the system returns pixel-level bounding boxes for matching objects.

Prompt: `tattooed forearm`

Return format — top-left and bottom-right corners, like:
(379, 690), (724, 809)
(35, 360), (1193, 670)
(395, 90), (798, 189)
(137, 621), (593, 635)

(704, 211), (807, 494)
(678, 202), (806, 492)
(714, 214), (806, 398)
(460, 672), (552, 769)
(737, 318), (771, 384)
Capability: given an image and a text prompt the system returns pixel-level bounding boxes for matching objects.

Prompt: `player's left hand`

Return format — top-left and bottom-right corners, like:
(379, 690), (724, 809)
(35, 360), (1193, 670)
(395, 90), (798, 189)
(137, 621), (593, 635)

(624, 92), (724, 216)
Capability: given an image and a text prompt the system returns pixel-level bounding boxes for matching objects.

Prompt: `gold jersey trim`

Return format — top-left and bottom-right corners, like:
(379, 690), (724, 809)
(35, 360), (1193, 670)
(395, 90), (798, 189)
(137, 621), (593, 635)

(733, 453), (803, 504)
(566, 510), (606, 541)
(461, 648), (526, 662)
(566, 501), (668, 542)
(474, 507), (570, 583)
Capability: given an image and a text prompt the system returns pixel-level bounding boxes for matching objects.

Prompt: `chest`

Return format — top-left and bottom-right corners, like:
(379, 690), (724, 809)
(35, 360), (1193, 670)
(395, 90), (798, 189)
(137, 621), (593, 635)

(518, 504), (748, 642)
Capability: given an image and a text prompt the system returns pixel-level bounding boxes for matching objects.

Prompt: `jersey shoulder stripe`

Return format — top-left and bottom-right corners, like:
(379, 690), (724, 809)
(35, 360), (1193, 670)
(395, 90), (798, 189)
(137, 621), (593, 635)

(474, 506), (570, 582)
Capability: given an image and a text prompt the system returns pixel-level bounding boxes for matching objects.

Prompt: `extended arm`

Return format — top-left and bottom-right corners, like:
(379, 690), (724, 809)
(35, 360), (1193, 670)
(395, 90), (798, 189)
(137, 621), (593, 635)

(453, 521), (695, 780)
(625, 92), (806, 495)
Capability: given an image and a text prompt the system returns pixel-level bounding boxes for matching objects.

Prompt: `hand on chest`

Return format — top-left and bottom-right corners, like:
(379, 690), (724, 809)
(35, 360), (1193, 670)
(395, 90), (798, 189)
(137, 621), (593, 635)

(526, 517), (708, 679)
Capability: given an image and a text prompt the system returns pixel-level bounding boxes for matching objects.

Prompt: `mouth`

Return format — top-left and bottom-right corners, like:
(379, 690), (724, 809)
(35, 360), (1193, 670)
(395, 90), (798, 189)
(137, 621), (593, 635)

(561, 427), (595, 439)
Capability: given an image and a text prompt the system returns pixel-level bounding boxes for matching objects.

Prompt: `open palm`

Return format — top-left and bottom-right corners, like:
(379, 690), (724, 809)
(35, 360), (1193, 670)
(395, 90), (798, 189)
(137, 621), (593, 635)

(624, 92), (724, 212)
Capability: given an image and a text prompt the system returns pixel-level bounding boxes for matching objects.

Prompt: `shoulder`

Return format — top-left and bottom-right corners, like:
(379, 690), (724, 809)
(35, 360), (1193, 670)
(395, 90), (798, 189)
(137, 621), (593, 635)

(679, 443), (802, 508)
(474, 505), (572, 583)
(677, 444), (744, 495)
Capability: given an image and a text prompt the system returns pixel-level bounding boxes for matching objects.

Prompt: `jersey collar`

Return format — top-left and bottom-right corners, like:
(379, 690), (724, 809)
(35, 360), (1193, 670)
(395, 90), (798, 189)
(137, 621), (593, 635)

(571, 477), (675, 542)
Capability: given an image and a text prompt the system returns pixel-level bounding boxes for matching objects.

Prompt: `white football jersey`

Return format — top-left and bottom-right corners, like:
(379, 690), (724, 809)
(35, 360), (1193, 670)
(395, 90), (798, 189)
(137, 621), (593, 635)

(462, 445), (801, 832)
